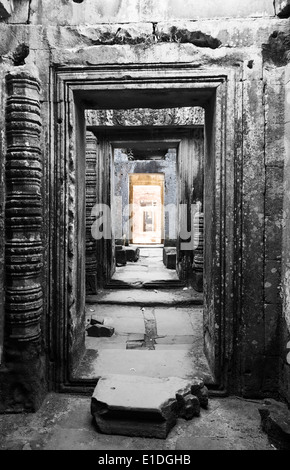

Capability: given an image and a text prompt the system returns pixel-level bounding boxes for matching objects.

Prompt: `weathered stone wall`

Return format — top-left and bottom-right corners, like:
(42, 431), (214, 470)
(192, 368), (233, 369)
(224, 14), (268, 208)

(281, 62), (290, 403)
(0, 51), (5, 366)
(0, 1), (289, 409)
(8, 0), (276, 25)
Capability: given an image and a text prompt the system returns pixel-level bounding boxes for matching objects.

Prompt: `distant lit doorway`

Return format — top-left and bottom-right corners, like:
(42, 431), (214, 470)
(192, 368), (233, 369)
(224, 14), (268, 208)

(129, 173), (164, 244)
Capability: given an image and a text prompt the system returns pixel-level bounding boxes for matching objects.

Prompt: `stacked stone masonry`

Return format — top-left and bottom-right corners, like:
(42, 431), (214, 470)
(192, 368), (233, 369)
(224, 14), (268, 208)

(0, 0), (289, 415)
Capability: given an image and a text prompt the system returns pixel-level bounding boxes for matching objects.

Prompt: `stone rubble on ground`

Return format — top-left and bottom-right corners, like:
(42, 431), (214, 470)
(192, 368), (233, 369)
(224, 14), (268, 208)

(90, 315), (105, 325)
(258, 398), (290, 450)
(91, 375), (209, 438)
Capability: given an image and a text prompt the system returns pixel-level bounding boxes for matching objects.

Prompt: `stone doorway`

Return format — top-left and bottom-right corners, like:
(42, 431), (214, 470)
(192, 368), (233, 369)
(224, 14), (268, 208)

(79, 121), (210, 384)
(51, 64), (237, 396)
(129, 173), (164, 245)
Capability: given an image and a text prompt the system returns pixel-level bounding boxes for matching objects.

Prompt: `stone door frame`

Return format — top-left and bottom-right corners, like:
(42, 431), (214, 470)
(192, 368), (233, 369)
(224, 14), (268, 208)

(50, 64), (241, 393)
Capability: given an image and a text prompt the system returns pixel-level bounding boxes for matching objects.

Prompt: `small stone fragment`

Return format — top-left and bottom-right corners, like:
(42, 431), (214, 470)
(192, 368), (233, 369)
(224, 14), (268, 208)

(90, 315), (104, 325)
(190, 379), (209, 408)
(87, 324), (114, 337)
(178, 394), (200, 420)
(196, 386), (209, 409)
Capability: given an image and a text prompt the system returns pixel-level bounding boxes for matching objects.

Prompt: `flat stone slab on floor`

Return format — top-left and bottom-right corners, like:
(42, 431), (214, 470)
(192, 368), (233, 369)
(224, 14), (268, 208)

(154, 308), (196, 336)
(75, 349), (214, 385)
(155, 335), (195, 344)
(91, 375), (205, 438)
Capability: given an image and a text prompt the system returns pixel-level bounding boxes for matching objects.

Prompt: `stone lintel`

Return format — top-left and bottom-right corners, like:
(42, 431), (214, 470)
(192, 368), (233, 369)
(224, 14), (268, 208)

(86, 107), (205, 128)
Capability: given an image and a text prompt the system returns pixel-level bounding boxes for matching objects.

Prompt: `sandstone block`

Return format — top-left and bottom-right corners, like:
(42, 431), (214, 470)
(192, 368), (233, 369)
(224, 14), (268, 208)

(126, 247), (140, 262)
(190, 379), (209, 408)
(90, 316), (104, 326)
(116, 248), (127, 266)
(177, 394), (200, 420)
(91, 375), (205, 438)
(87, 324), (114, 337)
(163, 247), (176, 269)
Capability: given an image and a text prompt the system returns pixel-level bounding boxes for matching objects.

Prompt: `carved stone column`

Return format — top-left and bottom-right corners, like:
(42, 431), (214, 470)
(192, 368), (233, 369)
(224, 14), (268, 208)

(85, 131), (98, 294)
(192, 212), (204, 292)
(5, 71), (43, 341)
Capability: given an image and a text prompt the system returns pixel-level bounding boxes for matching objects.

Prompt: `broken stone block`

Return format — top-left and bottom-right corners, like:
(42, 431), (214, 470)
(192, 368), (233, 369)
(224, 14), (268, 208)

(192, 270), (203, 293)
(177, 393), (200, 420)
(124, 246), (140, 262)
(163, 247), (176, 269)
(190, 379), (209, 409)
(258, 399), (290, 450)
(195, 386), (209, 409)
(87, 324), (114, 337)
(91, 375), (205, 439)
(116, 248), (127, 266)
(90, 316), (104, 326)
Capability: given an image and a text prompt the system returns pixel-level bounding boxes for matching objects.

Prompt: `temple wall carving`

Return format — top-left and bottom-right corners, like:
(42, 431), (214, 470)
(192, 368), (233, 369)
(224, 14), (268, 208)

(86, 107), (204, 127)
(85, 131), (98, 294)
(5, 71), (43, 342)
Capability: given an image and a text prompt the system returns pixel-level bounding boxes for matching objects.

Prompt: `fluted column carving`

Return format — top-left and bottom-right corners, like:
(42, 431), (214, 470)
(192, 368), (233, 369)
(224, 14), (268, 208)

(192, 212), (204, 292)
(85, 131), (98, 294)
(5, 71), (43, 341)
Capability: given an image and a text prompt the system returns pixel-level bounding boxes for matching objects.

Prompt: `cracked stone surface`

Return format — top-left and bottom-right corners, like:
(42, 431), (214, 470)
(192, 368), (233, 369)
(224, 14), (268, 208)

(91, 375), (206, 438)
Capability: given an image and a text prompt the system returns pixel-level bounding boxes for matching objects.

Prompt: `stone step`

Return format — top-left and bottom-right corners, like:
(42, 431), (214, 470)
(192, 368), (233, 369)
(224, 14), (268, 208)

(86, 289), (203, 306)
(163, 247), (177, 269)
(91, 374), (208, 438)
(105, 279), (186, 289)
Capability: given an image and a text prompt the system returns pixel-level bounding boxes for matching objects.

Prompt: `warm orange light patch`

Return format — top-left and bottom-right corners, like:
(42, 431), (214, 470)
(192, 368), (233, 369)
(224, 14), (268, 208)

(129, 174), (164, 244)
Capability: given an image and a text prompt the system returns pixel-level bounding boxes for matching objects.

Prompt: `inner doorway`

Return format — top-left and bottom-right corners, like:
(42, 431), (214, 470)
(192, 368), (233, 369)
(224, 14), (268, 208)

(109, 137), (185, 288)
(130, 173), (164, 245)
(77, 122), (211, 385)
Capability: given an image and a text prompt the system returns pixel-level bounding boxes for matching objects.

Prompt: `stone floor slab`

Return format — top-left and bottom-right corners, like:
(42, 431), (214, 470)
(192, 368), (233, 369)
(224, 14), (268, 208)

(154, 344), (193, 351)
(86, 335), (128, 351)
(154, 308), (194, 336)
(75, 349), (213, 383)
